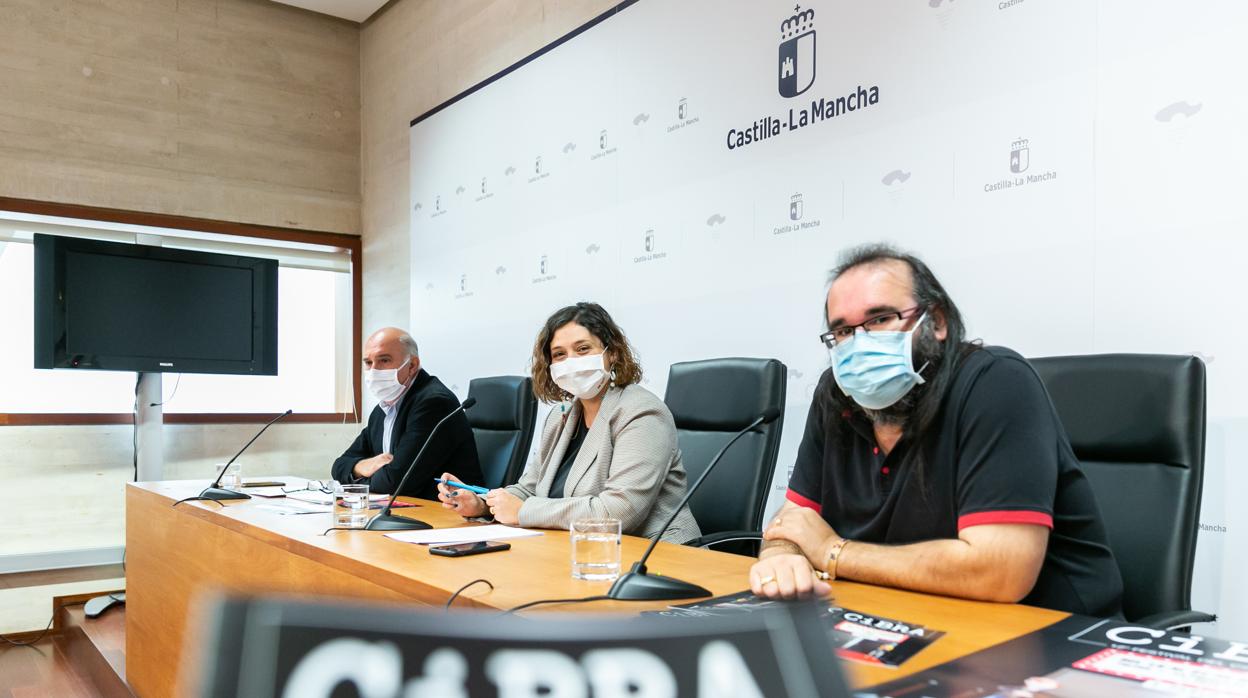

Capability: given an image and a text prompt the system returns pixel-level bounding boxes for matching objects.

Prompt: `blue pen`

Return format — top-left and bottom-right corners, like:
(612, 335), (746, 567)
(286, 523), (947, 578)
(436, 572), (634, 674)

(434, 478), (489, 495)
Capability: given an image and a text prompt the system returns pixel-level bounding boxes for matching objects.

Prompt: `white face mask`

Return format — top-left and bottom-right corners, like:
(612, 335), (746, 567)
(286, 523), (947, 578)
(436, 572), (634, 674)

(365, 357), (411, 404)
(550, 352), (610, 401)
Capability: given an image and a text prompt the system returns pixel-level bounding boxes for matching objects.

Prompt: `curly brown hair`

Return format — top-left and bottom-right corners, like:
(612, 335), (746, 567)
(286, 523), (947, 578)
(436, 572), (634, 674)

(530, 302), (643, 403)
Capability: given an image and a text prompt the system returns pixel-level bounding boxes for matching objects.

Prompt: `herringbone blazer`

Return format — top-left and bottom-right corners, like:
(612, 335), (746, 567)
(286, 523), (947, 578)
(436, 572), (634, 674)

(506, 384), (701, 544)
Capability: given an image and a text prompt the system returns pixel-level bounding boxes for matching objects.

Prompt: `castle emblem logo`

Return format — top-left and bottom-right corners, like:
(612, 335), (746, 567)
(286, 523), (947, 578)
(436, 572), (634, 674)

(778, 5), (816, 98)
(1010, 138), (1029, 174)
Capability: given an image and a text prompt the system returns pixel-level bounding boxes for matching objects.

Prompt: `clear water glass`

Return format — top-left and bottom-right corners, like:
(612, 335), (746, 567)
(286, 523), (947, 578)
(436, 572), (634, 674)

(334, 484), (370, 528)
(215, 461), (242, 490)
(571, 518), (622, 581)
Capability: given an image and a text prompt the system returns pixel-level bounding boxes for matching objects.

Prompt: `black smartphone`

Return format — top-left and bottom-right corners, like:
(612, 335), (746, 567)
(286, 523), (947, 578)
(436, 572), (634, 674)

(428, 541), (511, 557)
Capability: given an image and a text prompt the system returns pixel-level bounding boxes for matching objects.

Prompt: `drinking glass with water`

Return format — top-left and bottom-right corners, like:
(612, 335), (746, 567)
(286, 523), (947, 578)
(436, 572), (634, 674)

(334, 484), (370, 529)
(571, 518), (621, 581)
(214, 461), (242, 491)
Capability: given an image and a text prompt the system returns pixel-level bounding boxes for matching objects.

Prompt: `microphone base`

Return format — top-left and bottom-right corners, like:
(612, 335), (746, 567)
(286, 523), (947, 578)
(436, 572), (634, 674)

(607, 569), (713, 601)
(198, 487), (251, 501)
(364, 513), (433, 531)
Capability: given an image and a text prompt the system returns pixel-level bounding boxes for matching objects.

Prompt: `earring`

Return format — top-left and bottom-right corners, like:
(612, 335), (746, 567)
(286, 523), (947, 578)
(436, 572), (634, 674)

(609, 368), (617, 389)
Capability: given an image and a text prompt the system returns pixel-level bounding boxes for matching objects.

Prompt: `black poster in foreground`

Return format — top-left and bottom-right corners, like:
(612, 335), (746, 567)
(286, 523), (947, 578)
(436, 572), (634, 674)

(858, 615), (1248, 697)
(645, 591), (944, 667)
(197, 593), (852, 698)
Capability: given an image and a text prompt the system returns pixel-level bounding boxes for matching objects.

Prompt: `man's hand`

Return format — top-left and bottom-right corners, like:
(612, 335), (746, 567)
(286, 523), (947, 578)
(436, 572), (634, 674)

(749, 553), (831, 600)
(353, 453), (392, 478)
(436, 472), (487, 517)
(763, 505), (841, 564)
(483, 489), (523, 525)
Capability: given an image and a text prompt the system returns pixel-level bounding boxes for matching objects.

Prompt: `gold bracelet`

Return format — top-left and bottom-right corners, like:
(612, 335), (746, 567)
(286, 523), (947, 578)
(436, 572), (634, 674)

(825, 538), (849, 580)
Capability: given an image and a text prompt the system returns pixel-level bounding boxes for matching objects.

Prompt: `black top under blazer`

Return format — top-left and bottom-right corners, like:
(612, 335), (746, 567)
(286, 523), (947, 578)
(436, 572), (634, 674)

(331, 369), (482, 500)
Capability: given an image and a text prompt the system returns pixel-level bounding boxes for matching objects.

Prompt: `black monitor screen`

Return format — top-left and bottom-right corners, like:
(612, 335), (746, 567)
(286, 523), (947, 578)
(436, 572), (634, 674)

(34, 234), (278, 375)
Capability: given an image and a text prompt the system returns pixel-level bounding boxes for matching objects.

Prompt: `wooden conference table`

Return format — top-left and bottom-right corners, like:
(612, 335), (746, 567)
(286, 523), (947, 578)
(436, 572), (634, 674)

(125, 480), (1068, 697)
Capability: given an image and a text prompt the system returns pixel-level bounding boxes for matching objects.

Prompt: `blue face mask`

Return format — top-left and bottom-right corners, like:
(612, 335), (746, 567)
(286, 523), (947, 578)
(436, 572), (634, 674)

(830, 313), (929, 410)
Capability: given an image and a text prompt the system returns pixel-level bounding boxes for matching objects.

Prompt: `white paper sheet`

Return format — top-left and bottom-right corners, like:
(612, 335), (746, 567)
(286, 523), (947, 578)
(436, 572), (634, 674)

(240, 486), (288, 498)
(285, 490), (392, 506)
(254, 500), (331, 515)
(384, 525), (543, 545)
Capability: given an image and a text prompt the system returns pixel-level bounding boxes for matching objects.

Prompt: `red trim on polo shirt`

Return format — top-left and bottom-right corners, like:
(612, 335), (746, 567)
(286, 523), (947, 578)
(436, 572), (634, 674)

(958, 510), (1053, 531)
(786, 489), (823, 514)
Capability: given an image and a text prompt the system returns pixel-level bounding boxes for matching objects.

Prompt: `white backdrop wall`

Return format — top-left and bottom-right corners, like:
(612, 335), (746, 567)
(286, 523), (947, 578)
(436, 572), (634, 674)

(406, 0), (1246, 636)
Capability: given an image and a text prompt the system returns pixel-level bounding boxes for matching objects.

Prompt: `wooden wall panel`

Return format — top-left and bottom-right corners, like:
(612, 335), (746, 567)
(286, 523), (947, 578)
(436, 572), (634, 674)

(0, 0), (361, 234)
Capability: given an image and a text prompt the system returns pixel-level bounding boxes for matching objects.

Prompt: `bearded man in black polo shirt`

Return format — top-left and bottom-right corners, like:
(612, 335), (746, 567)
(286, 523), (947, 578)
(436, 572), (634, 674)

(752, 244), (1123, 617)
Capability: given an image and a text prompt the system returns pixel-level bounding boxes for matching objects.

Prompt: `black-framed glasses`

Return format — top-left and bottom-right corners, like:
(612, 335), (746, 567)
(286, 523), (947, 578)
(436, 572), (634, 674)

(819, 306), (924, 348)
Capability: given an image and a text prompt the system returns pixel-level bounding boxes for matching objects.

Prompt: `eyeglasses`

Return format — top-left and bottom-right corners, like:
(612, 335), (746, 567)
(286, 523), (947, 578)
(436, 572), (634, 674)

(819, 306), (924, 348)
(283, 480), (337, 495)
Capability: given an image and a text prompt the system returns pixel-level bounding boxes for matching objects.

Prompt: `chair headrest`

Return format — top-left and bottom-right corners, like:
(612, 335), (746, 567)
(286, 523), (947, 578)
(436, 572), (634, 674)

(1029, 354), (1205, 467)
(466, 376), (533, 431)
(664, 357), (787, 431)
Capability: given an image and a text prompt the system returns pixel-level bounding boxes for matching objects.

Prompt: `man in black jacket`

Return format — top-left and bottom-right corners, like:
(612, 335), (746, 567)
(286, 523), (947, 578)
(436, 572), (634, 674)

(331, 328), (482, 499)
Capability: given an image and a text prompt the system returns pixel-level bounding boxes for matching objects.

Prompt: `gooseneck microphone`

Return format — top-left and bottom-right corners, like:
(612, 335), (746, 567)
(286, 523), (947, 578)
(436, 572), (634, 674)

(607, 406), (782, 601)
(364, 397), (477, 531)
(174, 409), (293, 507)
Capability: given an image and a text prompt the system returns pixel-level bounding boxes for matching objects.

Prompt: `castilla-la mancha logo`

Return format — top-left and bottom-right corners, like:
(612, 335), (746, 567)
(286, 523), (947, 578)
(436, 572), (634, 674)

(779, 5), (816, 98)
(726, 2), (879, 151)
(1010, 138), (1029, 174)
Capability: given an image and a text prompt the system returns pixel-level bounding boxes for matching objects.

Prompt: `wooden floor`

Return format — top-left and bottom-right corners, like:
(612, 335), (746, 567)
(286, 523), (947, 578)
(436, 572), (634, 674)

(62, 607), (126, 685)
(0, 637), (101, 698)
(0, 565), (130, 698)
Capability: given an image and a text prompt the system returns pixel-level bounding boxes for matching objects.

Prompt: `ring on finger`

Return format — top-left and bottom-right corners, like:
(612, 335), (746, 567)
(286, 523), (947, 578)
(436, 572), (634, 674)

(758, 575), (776, 586)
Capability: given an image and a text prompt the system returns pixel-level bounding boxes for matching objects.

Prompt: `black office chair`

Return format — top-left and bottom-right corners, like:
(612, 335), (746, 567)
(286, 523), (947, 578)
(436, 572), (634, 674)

(465, 376), (537, 490)
(664, 358), (787, 556)
(1031, 354), (1215, 629)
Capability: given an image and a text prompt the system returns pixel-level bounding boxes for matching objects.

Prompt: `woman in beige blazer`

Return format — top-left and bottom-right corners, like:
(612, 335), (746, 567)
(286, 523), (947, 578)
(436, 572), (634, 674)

(437, 302), (700, 544)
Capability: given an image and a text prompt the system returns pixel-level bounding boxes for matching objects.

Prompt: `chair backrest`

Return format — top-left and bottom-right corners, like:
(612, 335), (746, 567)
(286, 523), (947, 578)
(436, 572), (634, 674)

(664, 358), (787, 552)
(466, 376), (537, 490)
(1029, 353), (1206, 622)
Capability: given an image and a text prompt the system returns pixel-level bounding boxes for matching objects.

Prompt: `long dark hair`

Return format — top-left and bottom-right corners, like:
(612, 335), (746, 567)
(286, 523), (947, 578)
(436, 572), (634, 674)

(821, 243), (979, 488)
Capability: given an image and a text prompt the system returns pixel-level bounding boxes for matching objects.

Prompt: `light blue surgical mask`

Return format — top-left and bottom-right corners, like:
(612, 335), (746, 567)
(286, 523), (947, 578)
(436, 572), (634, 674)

(830, 313), (929, 410)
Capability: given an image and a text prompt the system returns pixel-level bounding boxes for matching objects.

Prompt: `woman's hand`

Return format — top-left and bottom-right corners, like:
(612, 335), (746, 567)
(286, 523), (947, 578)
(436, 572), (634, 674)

(484, 488), (523, 525)
(436, 472), (487, 517)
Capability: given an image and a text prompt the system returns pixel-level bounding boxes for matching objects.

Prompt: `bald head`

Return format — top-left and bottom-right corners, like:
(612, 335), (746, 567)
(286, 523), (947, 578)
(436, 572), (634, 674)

(363, 328), (420, 381)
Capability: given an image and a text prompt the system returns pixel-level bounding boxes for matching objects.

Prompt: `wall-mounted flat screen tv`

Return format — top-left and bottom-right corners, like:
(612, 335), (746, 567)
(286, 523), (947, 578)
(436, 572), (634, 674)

(33, 233), (278, 375)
